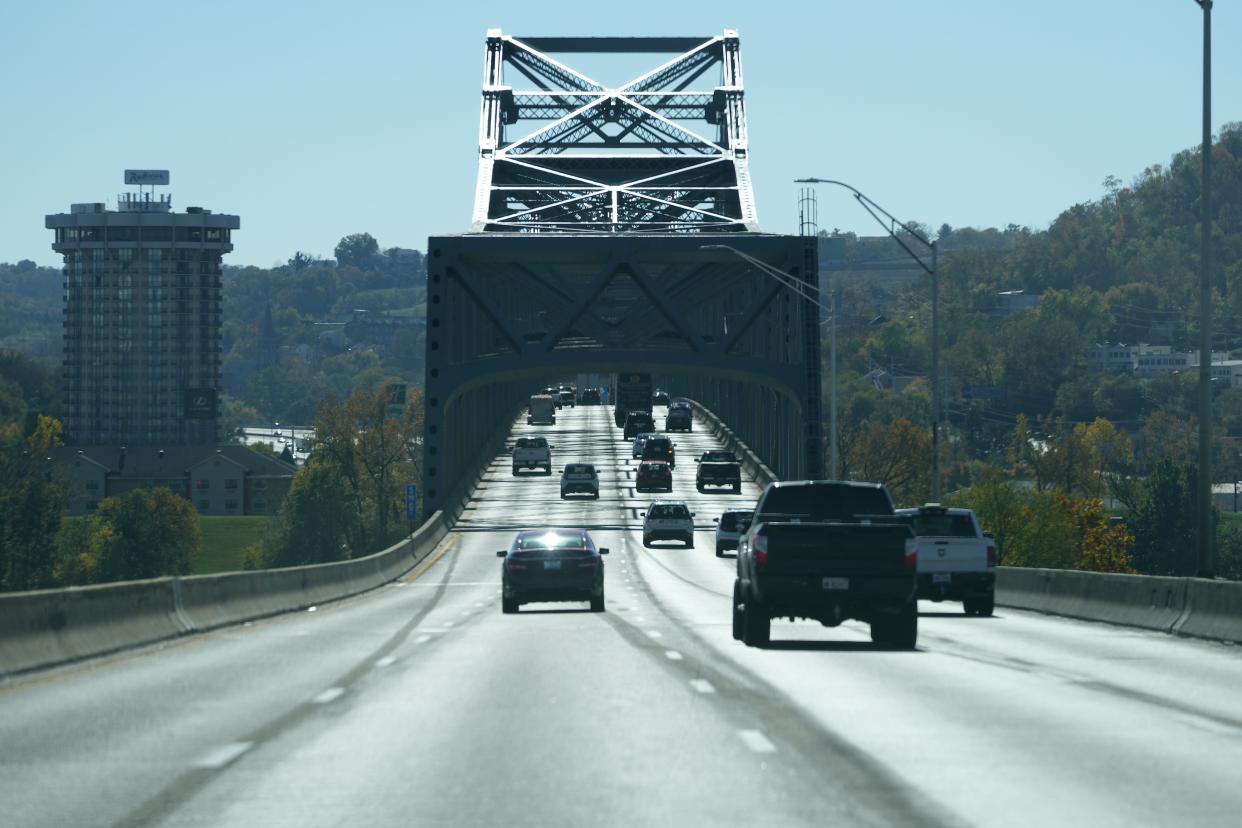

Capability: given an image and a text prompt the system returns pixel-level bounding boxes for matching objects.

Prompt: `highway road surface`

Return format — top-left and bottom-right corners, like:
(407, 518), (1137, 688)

(3, 404), (1242, 827)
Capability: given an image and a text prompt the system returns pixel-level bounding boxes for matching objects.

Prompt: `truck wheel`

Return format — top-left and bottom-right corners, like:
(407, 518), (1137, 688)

(871, 602), (917, 649)
(696, 483), (704, 493)
(732, 581), (744, 640)
(733, 481), (741, 493)
(715, 543), (724, 558)
(512, 467), (519, 476)
(975, 595), (995, 617)
(685, 535), (694, 549)
(590, 590), (605, 613)
(502, 597), (519, 614)
(742, 598), (770, 647)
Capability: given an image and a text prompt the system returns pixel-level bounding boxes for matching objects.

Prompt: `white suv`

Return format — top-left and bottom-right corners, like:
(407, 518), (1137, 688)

(641, 500), (695, 548)
(560, 463), (600, 499)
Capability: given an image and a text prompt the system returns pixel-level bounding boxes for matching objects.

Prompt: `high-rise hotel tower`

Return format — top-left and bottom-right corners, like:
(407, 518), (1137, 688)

(46, 171), (239, 445)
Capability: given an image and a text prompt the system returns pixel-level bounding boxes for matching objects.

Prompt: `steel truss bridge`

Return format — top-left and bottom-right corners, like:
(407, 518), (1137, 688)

(424, 32), (820, 512)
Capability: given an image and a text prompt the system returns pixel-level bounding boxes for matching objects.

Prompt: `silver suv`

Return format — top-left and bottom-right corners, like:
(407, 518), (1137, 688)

(560, 463), (600, 500)
(641, 500), (695, 548)
(712, 509), (753, 557)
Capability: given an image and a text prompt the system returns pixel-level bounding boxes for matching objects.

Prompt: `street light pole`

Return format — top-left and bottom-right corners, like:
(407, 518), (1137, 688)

(796, 178), (941, 500)
(1194, 0), (1214, 578)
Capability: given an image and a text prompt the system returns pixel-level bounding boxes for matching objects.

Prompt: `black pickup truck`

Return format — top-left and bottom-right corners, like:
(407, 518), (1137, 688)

(733, 480), (918, 649)
(695, 450), (741, 493)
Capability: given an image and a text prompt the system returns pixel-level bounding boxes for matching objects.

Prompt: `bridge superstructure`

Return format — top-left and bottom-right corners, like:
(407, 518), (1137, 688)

(472, 31), (758, 233)
(423, 31), (818, 513)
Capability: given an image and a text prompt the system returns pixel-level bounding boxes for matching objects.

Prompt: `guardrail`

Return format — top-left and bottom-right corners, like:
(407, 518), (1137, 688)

(688, 400), (777, 489)
(997, 567), (1242, 644)
(0, 512), (450, 679)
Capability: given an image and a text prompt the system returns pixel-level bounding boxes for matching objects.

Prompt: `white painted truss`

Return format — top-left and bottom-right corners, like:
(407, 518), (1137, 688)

(472, 31), (759, 233)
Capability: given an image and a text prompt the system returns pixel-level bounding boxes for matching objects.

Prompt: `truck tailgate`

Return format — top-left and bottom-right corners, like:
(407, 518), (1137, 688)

(917, 538), (989, 573)
(760, 523), (911, 576)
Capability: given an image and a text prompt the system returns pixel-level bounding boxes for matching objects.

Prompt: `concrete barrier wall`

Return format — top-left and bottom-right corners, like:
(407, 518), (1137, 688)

(689, 400), (778, 490)
(0, 402), (504, 679)
(997, 566), (1242, 644)
(0, 511), (450, 679)
(1174, 578), (1242, 642)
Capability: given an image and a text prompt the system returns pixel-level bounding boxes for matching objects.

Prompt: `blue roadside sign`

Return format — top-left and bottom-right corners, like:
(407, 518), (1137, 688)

(405, 484), (417, 521)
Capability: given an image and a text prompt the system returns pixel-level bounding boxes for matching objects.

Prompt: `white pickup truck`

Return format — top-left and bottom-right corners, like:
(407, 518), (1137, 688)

(894, 504), (996, 617)
(512, 436), (553, 475)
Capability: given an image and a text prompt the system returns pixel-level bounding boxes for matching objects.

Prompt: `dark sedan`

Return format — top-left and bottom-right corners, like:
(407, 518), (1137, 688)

(636, 460), (672, 493)
(498, 530), (609, 613)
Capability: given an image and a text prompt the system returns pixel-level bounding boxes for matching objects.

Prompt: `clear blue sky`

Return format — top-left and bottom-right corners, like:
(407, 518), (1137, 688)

(2, 0), (1238, 266)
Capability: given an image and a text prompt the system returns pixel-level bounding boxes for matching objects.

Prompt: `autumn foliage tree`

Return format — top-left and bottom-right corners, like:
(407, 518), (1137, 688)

(248, 384), (423, 569)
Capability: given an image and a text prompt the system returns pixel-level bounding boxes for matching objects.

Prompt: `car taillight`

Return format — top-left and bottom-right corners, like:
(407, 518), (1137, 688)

(987, 545), (997, 567)
(903, 537), (918, 569)
(752, 533), (768, 567)
(507, 560), (528, 571)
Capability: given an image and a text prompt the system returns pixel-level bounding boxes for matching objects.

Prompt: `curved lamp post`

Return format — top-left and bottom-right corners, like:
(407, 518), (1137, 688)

(796, 178), (941, 501)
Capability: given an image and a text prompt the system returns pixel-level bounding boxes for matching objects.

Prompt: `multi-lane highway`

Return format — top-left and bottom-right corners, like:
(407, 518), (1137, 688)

(3, 403), (1242, 827)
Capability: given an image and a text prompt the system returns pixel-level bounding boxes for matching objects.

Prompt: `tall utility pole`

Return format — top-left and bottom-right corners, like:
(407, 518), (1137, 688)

(797, 186), (838, 478)
(795, 178), (940, 499)
(1194, 0), (1214, 578)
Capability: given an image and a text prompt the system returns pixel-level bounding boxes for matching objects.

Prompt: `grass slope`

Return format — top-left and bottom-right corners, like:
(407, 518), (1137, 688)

(196, 515), (269, 574)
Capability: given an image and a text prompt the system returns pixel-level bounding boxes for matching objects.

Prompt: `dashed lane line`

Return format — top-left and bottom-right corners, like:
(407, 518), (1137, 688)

(192, 742), (253, 770)
(737, 729), (777, 754)
(313, 687), (345, 704)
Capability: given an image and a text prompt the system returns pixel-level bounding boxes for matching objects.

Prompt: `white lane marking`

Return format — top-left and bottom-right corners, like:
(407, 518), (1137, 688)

(460, 610), (471, 616)
(415, 634), (432, 644)
(665, 650), (683, 660)
(313, 687), (345, 704)
(443, 621), (455, 628)
(646, 630), (663, 639)
(405, 582), (496, 588)
(689, 679), (715, 694)
(738, 730), (776, 754)
(376, 656), (396, 668)
(474, 602), (484, 608)
(307, 606), (318, 613)
(193, 741), (253, 769)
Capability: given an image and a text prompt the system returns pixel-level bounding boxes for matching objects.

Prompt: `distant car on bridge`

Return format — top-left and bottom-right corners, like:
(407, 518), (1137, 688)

(636, 460), (672, 493)
(641, 500), (695, 548)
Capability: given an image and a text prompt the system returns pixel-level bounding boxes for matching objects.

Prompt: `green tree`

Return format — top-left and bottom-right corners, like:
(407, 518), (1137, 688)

(0, 416), (66, 591)
(247, 460), (356, 568)
(334, 233), (380, 270)
(1129, 459), (1202, 576)
(92, 487), (202, 582)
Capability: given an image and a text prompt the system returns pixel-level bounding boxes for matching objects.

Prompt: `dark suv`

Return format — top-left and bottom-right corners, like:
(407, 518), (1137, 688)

(641, 436), (676, 469)
(665, 407), (692, 432)
(623, 411), (656, 439)
(579, 388), (601, 405)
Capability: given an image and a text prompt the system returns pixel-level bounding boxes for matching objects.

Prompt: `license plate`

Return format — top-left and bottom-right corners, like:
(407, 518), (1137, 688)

(823, 577), (849, 591)
(543, 561), (561, 571)
(933, 573), (951, 584)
